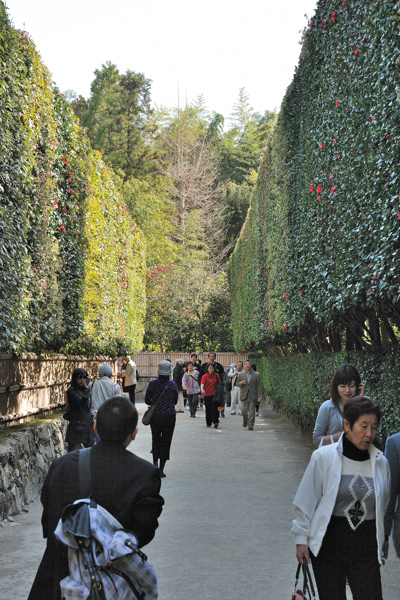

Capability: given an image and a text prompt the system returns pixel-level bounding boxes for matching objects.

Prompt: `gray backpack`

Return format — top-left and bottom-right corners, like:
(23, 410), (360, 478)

(54, 448), (158, 600)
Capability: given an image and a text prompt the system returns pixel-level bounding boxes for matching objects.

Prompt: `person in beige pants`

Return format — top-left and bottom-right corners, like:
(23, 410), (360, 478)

(235, 360), (263, 430)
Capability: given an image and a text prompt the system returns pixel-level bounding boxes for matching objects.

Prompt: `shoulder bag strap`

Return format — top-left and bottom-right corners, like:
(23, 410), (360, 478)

(79, 447), (92, 498)
(152, 380), (171, 409)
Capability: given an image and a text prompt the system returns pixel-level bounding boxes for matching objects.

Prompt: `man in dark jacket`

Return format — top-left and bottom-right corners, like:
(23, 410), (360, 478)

(28, 396), (164, 600)
(199, 352), (224, 379)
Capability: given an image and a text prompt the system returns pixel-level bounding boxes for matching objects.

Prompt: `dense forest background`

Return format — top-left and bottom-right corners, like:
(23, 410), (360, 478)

(68, 66), (276, 351)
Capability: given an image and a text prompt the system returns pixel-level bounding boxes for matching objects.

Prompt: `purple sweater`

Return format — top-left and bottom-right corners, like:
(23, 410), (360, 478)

(145, 377), (178, 415)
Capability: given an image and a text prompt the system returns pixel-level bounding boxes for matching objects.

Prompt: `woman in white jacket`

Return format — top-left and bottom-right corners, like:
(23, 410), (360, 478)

(293, 396), (390, 600)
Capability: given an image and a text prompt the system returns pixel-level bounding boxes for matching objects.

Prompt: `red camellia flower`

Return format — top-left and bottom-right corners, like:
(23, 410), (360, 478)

(331, 187), (336, 194)
(299, 291), (304, 296)
(353, 49), (359, 55)
(283, 323), (287, 329)
(332, 138), (337, 142)
(397, 213), (400, 219)
(317, 185), (323, 193)
(69, 188), (74, 194)
(317, 195), (321, 201)
(68, 178), (71, 183)
(342, 1), (346, 5)
(322, 24), (325, 30)
(337, 154), (340, 159)
(371, 115), (375, 120)
(331, 12), (336, 22)
(68, 171), (72, 175)
(319, 143), (323, 149)
(335, 99), (339, 106)
(62, 206), (66, 211)
(60, 226), (66, 232)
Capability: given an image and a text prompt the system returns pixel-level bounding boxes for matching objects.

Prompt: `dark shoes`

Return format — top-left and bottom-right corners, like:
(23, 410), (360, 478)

(248, 427), (253, 430)
(159, 469), (166, 478)
(243, 421), (247, 427)
(214, 423), (219, 428)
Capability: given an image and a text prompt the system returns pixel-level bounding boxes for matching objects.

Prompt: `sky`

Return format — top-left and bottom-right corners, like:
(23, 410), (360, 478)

(5, 0), (318, 119)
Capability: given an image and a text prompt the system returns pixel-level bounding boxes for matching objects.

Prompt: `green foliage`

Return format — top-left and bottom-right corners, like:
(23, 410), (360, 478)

(258, 347), (400, 444)
(144, 263), (233, 352)
(72, 62), (159, 182)
(229, 0), (400, 354)
(0, 6), (146, 355)
(122, 177), (178, 267)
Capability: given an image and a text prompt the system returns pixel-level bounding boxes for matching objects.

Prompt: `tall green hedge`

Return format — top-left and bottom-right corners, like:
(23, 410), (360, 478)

(229, 0), (400, 353)
(258, 347), (400, 443)
(0, 4), (145, 355)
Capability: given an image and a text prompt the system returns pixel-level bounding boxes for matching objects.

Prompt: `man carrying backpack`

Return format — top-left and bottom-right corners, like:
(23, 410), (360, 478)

(28, 396), (164, 600)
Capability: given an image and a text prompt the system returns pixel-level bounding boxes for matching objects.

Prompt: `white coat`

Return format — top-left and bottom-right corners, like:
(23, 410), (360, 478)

(292, 434), (391, 564)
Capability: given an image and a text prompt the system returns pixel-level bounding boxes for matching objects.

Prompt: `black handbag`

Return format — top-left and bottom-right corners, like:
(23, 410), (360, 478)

(142, 382), (170, 426)
(292, 559), (316, 600)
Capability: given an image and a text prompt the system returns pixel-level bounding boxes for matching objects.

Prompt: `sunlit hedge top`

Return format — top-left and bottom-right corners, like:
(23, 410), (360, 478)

(229, 0), (400, 353)
(0, 3), (145, 355)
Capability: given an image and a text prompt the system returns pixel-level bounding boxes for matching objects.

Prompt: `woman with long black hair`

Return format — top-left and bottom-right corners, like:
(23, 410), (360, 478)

(64, 368), (94, 452)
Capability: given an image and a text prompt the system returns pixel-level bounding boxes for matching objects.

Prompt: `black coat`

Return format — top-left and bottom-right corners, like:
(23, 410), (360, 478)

(65, 386), (94, 446)
(200, 361), (224, 380)
(28, 441), (164, 600)
(173, 364), (184, 391)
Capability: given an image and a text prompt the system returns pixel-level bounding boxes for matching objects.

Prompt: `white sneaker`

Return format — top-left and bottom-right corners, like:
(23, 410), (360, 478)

(230, 411), (236, 415)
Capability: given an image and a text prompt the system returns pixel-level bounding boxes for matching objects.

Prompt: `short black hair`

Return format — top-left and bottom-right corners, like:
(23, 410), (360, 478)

(191, 353), (197, 358)
(96, 396), (138, 443)
(343, 396), (381, 428)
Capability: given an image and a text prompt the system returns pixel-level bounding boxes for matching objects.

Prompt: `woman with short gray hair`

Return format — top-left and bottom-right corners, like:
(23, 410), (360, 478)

(90, 363), (121, 411)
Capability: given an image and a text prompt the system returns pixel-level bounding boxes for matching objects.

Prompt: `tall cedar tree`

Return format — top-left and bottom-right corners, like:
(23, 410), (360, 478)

(72, 62), (159, 181)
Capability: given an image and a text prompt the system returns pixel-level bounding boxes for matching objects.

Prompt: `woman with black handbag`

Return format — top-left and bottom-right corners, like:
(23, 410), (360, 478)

(144, 360), (178, 478)
(64, 368), (94, 452)
(292, 396), (390, 600)
(200, 363), (223, 429)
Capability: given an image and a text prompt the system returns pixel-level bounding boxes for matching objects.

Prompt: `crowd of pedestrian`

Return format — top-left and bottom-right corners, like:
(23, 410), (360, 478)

(29, 355), (400, 600)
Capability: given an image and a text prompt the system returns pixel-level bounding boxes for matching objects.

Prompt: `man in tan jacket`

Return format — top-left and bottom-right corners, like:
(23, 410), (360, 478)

(235, 360), (263, 430)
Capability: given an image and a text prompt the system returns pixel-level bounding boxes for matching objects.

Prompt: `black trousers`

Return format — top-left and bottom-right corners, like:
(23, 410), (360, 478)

(204, 396), (219, 426)
(123, 384), (136, 404)
(310, 517), (382, 600)
(150, 413), (176, 462)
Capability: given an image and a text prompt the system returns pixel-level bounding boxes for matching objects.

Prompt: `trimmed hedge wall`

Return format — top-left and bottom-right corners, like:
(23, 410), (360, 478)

(229, 0), (400, 354)
(258, 348), (400, 444)
(0, 4), (146, 355)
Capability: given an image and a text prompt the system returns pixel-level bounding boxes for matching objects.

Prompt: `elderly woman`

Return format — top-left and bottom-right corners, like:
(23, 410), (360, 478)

(64, 368), (94, 452)
(293, 396), (390, 600)
(313, 364), (365, 447)
(182, 361), (201, 417)
(145, 360), (178, 478)
(90, 363), (120, 411)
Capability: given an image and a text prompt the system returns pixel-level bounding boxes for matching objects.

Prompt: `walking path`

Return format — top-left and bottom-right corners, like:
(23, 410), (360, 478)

(0, 404), (398, 599)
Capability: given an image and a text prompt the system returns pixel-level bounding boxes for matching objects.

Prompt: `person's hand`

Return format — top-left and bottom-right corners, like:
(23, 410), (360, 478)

(241, 380), (246, 386)
(382, 540), (389, 562)
(296, 544), (310, 564)
(358, 382), (365, 396)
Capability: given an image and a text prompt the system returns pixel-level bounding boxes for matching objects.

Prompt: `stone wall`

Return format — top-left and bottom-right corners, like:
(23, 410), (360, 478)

(0, 418), (67, 521)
